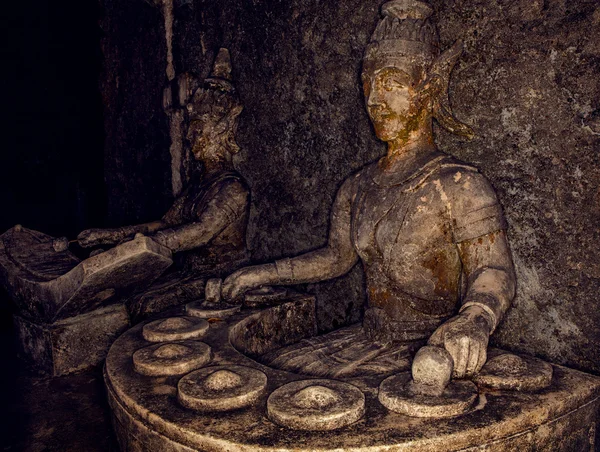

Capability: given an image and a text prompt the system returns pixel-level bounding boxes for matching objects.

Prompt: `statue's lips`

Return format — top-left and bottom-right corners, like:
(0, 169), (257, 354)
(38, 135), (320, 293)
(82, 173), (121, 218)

(369, 112), (394, 124)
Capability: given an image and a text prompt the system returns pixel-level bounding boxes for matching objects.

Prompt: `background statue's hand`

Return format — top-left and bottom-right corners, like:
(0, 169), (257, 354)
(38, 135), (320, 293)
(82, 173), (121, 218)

(428, 306), (492, 379)
(222, 264), (274, 302)
(77, 228), (122, 248)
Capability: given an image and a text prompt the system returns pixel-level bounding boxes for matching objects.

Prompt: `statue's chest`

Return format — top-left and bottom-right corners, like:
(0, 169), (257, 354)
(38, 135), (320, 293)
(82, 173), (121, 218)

(351, 183), (411, 263)
(351, 179), (455, 267)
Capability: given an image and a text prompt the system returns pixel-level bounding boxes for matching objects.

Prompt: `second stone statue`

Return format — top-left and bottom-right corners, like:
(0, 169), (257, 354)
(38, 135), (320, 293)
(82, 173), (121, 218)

(78, 48), (251, 320)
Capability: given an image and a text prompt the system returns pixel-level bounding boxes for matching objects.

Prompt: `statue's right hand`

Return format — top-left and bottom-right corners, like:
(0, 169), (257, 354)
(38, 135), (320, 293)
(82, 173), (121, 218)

(77, 228), (121, 248)
(222, 266), (267, 302)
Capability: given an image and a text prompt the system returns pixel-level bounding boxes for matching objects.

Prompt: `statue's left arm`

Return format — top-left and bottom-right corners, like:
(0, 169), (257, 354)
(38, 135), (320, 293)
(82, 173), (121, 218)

(429, 167), (516, 378)
(151, 178), (248, 252)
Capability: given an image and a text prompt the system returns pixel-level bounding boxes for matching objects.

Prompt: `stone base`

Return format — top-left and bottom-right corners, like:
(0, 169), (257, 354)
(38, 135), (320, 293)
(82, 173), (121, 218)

(105, 298), (600, 451)
(15, 304), (130, 376)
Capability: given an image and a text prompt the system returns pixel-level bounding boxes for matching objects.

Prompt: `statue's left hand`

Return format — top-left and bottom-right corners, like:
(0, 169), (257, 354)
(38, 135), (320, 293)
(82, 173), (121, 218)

(428, 305), (492, 379)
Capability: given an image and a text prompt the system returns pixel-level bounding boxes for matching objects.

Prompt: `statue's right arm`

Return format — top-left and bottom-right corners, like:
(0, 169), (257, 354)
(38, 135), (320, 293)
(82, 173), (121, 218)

(77, 221), (167, 248)
(77, 188), (190, 248)
(222, 175), (360, 301)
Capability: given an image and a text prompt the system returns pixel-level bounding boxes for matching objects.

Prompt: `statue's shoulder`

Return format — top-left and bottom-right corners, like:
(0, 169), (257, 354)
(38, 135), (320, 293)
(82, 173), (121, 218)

(434, 156), (495, 193)
(437, 155), (481, 177)
(432, 156), (505, 228)
(340, 163), (374, 190)
(204, 171), (249, 195)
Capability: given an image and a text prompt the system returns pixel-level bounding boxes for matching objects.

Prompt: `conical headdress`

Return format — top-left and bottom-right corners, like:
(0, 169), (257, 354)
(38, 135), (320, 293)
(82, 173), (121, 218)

(364, 0), (439, 69)
(204, 48), (236, 94)
(364, 0), (474, 139)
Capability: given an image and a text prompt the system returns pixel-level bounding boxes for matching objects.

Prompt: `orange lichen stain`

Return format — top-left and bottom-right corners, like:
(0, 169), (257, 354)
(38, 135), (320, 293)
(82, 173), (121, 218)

(423, 249), (458, 298)
(207, 317), (224, 323)
(368, 285), (393, 308)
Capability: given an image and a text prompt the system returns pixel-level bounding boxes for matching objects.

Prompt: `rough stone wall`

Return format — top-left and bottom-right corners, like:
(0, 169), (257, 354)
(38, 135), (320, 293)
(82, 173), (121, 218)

(100, 0), (600, 373)
(430, 0), (600, 374)
(100, 0), (173, 226)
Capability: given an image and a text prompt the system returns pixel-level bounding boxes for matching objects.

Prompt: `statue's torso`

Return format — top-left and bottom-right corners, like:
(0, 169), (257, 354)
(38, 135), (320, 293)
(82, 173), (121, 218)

(164, 170), (250, 275)
(349, 153), (504, 341)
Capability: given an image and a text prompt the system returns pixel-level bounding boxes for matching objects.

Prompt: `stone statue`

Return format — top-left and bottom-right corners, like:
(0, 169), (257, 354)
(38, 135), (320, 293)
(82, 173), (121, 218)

(78, 48), (250, 319)
(220, 1), (516, 379)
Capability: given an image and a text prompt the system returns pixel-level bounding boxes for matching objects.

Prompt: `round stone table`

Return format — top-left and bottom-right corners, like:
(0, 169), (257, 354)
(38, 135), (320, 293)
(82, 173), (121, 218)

(105, 295), (600, 451)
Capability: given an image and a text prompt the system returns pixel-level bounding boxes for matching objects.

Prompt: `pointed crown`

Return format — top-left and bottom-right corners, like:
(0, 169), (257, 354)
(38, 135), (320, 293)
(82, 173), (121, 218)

(204, 48), (236, 94)
(365, 0), (439, 66)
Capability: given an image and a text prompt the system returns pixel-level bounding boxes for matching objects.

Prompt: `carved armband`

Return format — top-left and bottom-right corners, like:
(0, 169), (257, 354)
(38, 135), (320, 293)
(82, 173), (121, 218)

(460, 295), (499, 333)
(218, 199), (239, 224)
(275, 257), (294, 284)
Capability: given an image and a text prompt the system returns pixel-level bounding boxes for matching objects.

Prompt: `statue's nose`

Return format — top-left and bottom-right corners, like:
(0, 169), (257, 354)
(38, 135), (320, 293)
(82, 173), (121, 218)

(367, 87), (383, 108)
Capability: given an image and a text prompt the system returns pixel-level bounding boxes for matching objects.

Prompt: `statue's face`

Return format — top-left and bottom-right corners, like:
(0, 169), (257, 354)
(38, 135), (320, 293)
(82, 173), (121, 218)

(187, 115), (219, 161)
(362, 63), (427, 142)
(186, 98), (228, 161)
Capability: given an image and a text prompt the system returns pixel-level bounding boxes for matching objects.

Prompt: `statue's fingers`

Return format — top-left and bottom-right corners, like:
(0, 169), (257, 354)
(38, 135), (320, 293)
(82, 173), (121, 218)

(427, 326), (445, 347)
(450, 336), (469, 378)
(79, 236), (96, 248)
(476, 344), (487, 374)
(465, 341), (480, 376)
(221, 279), (234, 300)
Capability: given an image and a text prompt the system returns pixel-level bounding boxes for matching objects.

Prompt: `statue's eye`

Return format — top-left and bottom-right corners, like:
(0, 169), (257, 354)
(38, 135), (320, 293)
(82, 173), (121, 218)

(383, 78), (405, 91)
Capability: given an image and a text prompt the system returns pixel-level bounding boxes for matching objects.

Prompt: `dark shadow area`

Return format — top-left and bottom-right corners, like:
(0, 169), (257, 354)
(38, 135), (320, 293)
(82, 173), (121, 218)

(0, 0), (106, 239)
(0, 0), (112, 449)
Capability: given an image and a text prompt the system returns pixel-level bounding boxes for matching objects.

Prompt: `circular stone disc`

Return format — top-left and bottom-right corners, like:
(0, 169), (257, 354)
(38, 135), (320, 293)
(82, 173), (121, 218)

(379, 372), (478, 418)
(133, 341), (212, 377)
(267, 379), (365, 431)
(474, 353), (553, 392)
(142, 316), (209, 342)
(178, 365), (267, 412)
(185, 301), (240, 319)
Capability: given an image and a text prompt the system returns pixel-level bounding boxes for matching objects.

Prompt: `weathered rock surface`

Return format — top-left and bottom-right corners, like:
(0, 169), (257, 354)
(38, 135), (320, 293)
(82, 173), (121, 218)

(14, 304), (130, 376)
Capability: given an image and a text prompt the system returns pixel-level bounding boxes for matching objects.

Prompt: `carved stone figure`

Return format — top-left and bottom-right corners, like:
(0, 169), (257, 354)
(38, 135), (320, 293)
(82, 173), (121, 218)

(221, 1), (516, 380)
(78, 48), (250, 319)
(0, 49), (250, 374)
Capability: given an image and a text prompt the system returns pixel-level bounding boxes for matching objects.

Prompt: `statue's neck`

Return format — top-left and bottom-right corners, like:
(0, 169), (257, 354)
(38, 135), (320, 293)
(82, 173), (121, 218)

(381, 117), (436, 171)
(202, 157), (232, 177)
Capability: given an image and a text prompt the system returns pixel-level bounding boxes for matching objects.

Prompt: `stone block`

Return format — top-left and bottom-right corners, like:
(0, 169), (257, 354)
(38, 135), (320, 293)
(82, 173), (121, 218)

(14, 304), (130, 376)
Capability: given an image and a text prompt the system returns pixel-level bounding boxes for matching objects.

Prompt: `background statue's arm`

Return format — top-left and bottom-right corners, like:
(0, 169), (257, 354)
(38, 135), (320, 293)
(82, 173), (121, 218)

(77, 220), (167, 248)
(222, 176), (359, 300)
(151, 179), (248, 253)
(77, 187), (190, 248)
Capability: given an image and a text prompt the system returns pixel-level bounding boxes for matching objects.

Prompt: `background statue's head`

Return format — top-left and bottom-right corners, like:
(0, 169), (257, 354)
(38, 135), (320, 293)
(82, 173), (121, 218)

(362, 0), (474, 143)
(186, 48), (244, 164)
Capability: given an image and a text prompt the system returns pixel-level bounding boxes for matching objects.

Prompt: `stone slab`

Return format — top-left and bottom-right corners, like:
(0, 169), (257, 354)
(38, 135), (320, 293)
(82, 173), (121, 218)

(15, 303), (130, 376)
(105, 300), (600, 451)
(0, 226), (173, 322)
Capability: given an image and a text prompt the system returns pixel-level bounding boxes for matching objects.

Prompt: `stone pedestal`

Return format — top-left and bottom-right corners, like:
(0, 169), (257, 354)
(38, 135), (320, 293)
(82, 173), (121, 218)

(15, 304), (130, 376)
(105, 297), (600, 452)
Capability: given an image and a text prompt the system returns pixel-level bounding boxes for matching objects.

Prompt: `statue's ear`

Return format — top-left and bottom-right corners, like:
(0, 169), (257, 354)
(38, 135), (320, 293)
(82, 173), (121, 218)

(426, 40), (475, 140)
(229, 104), (244, 119)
